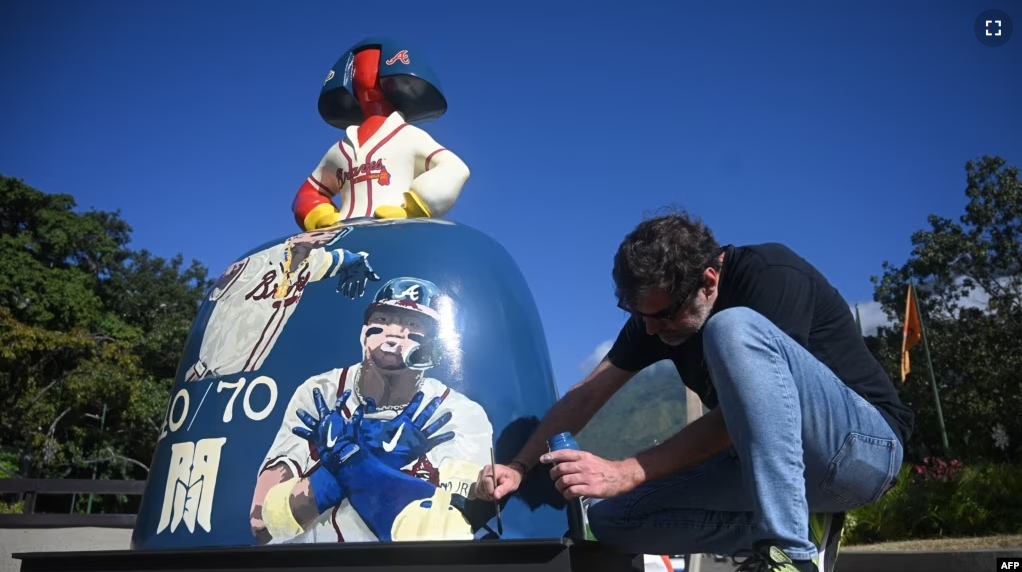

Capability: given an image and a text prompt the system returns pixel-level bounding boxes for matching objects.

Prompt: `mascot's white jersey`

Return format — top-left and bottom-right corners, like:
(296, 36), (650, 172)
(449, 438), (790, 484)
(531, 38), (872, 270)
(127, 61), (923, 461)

(261, 364), (493, 543)
(305, 111), (469, 220)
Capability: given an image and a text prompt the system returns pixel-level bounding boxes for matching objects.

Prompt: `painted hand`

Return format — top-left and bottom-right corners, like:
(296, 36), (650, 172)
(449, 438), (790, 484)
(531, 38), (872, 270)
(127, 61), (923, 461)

(336, 251), (380, 298)
(292, 388), (363, 512)
(543, 449), (642, 500)
(359, 391), (455, 471)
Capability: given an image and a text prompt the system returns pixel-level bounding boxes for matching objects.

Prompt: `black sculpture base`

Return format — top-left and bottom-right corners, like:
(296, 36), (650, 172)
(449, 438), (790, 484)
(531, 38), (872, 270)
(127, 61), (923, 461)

(14, 538), (641, 572)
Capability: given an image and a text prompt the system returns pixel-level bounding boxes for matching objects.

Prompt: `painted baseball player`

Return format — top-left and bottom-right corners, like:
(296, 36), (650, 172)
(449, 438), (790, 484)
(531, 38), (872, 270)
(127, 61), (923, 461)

(292, 38), (470, 231)
(183, 228), (379, 382)
(249, 277), (493, 544)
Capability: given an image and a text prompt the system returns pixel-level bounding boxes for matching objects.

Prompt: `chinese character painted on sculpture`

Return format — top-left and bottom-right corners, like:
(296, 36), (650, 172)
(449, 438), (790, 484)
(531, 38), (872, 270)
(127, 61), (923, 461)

(292, 38), (470, 231)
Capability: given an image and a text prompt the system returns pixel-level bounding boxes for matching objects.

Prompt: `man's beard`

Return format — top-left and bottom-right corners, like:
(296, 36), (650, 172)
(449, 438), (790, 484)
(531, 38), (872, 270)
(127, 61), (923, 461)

(657, 299), (713, 346)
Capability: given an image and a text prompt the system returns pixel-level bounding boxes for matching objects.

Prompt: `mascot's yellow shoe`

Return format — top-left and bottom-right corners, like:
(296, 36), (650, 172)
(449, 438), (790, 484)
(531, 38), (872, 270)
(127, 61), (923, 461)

(302, 204), (342, 230)
(374, 191), (433, 219)
(373, 205), (410, 219)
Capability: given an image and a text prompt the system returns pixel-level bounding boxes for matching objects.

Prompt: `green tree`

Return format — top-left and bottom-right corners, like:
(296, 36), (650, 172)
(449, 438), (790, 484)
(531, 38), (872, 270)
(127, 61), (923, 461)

(0, 176), (211, 496)
(868, 155), (1022, 462)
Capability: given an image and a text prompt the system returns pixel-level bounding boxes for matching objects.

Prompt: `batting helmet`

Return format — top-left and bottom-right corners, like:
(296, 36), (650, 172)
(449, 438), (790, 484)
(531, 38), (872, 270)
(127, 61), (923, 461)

(364, 277), (445, 370)
(318, 37), (448, 130)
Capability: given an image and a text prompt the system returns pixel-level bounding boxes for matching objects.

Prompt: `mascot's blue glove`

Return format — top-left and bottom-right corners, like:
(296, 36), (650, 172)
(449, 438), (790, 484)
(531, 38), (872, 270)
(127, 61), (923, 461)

(359, 391), (455, 470)
(336, 250), (380, 299)
(293, 388), (362, 514)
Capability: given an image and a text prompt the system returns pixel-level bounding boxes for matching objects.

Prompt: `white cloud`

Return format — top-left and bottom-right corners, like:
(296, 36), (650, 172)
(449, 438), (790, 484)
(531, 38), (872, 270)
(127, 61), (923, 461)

(848, 276), (1014, 335)
(957, 281), (996, 309)
(579, 340), (614, 375)
(850, 301), (890, 336)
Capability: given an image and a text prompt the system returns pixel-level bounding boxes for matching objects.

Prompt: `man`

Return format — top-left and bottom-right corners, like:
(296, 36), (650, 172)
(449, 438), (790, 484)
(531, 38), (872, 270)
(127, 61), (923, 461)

(183, 227), (378, 382)
(250, 277), (493, 545)
(475, 210), (913, 572)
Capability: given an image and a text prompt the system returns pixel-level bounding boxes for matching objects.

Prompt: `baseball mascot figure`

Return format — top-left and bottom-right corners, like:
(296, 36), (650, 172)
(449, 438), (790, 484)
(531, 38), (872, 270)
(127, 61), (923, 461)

(292, 38), (470, 231)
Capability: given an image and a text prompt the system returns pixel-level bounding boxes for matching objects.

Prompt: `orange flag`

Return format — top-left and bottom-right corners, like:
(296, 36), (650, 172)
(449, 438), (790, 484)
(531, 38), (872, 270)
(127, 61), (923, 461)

(900, 284), (922, 382)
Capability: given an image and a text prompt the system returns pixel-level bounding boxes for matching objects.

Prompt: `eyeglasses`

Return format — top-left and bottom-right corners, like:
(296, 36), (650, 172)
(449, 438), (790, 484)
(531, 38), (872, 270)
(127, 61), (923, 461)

(617, 275), (706, 322)
(617, 298), (684, 322)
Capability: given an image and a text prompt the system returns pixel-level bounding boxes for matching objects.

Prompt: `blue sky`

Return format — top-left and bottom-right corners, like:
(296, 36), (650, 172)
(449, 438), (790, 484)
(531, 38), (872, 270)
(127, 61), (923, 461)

(2, 1), (1019, 394)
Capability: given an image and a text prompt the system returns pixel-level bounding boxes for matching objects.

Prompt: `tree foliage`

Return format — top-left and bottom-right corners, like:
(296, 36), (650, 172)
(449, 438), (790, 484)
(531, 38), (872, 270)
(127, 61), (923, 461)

(868, 155), (1022, 462)
(0, 175), (211, 491)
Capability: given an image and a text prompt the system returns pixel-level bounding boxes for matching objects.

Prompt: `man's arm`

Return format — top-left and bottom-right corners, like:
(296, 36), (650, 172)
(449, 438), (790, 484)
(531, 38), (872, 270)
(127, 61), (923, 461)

(511, 357), (636, 473)
(545, 405), (733, 500)
(478, 317), (653, 501)
(620, 405), (732, 485)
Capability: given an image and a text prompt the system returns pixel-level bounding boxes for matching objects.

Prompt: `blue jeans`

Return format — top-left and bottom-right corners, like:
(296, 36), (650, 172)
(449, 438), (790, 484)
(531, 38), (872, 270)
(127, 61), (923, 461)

(588, 307), (903, 561)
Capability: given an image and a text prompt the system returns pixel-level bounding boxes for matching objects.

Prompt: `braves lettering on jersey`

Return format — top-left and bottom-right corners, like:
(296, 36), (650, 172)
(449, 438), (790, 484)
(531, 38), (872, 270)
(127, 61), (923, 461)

(185, 236), (371, 381)
(304, 111), (469, 220)
(259, 364), (493, 543)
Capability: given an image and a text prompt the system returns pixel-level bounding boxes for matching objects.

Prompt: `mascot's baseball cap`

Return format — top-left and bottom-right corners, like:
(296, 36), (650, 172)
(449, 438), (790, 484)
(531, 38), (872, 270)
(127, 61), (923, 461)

(318, 37), (448, 130)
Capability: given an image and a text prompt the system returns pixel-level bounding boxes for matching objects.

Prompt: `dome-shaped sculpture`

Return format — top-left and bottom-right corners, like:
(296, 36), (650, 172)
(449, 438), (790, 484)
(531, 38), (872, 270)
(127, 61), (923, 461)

(129, 218), (570, 549)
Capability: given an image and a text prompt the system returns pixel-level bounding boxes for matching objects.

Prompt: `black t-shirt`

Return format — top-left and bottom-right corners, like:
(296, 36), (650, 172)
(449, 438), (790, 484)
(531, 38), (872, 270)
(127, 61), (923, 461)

(606, 242), (914, 447)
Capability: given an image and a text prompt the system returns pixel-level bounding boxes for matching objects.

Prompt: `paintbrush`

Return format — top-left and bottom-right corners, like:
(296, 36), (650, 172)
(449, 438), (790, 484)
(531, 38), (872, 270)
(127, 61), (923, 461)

(490, 446), (503, 535)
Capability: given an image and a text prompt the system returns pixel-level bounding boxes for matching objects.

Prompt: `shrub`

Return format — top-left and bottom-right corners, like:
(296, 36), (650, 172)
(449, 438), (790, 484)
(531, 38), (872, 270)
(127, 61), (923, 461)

(0, 499), (25, 514)
(843, 458), (1022, 545)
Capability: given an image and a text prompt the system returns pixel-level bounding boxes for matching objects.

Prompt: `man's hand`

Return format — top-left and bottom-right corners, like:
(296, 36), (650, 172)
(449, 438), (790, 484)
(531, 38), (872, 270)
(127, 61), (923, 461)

(543, 449), (643, 500)
(474, 463), (524, 501)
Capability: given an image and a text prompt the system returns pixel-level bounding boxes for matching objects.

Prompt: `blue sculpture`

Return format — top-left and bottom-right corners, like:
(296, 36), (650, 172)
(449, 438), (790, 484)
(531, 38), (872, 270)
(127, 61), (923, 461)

(129, 218), (568, 550)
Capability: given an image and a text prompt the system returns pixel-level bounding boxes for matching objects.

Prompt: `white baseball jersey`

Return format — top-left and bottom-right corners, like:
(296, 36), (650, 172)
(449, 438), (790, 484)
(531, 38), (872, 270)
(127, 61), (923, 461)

(305, 111), (469, 220)
(184, 244), (349, 381)
(260, 363), (493, 543)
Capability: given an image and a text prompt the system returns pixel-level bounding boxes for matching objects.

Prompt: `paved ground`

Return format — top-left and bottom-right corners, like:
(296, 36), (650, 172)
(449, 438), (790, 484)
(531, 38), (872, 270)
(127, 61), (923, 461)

(676, 549), (1022, 572)
(704, 561), (736, 572)
(4, 532), (1020, 572)
(0, 527), (130, 572)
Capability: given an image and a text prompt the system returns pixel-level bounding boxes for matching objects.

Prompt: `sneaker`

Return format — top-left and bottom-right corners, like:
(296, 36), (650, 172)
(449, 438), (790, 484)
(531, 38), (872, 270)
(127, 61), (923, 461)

(731, 542), (818, 572)
(808, 512), (845, 572)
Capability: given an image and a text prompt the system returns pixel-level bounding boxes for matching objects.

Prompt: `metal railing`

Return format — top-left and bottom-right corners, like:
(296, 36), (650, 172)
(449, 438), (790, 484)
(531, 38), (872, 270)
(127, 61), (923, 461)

(0, 478), (146, 528)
